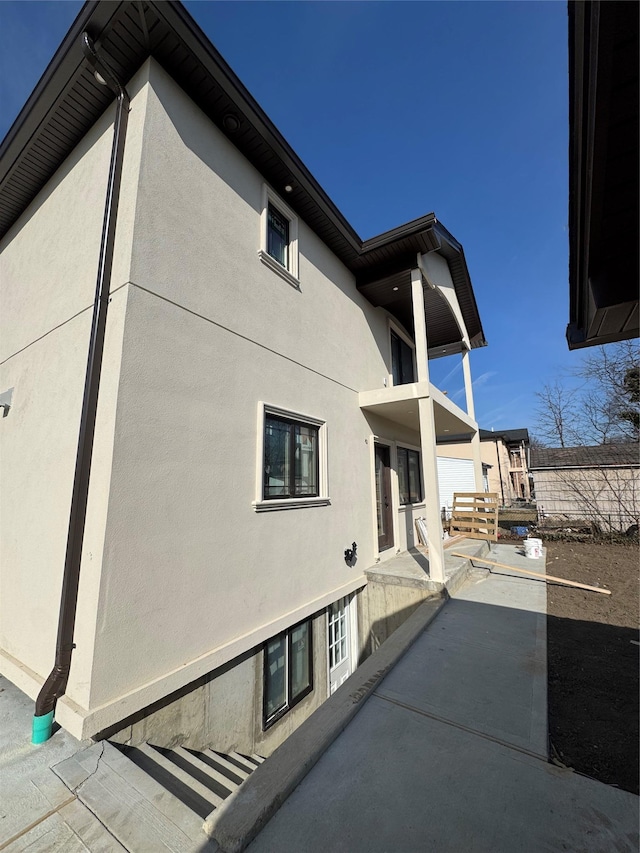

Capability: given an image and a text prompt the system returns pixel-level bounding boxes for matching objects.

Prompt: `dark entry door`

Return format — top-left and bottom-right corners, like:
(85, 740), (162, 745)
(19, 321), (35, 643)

(375, 444), (394, 551)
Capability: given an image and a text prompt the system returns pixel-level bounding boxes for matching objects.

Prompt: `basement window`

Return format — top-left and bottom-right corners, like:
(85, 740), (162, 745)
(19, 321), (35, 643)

(263, 619), (313, 728)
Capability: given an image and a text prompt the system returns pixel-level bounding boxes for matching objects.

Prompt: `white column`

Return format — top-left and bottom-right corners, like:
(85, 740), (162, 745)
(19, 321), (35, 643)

(471, 431), (483, 493)
(462, 348), (483, 492)
(411, 267), (430, 383)
(412, 268), (445, 583)
(461, 348), (475, 419)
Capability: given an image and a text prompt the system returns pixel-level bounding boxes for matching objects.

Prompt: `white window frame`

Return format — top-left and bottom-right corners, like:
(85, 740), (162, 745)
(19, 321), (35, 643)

(388, 320), (416, 387)
(259, 184), (300, 287)
(254, 403), (329, 511)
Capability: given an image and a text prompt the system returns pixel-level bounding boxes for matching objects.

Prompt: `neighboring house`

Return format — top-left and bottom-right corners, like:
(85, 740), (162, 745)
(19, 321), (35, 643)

(530, 444), (640, 532)
(567, 0), (639, 348)
(0, 1), (487, 754)
(437, 428), (532, 509)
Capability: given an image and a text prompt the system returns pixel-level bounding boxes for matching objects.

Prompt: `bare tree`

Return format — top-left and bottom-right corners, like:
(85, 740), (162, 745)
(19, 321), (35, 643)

(535, 342), (640, 446)
(536, 465), (639, 534)
(572, 341), (640, 442)
(534, 381), (581, 447)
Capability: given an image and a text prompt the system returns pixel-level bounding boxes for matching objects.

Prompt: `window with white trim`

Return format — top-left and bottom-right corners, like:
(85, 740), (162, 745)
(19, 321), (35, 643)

(254, 405), (329, 511)
(259, 185), (299, 285)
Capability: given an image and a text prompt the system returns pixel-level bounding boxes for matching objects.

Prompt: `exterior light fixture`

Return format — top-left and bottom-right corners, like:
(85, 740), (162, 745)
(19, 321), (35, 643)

(284, 184), (293, 193)
(222, 113), (241, 132)
(94, 70), (107, 86)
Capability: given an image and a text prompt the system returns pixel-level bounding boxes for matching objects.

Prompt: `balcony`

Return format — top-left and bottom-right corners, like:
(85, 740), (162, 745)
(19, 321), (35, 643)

(359, 381), (476, 436)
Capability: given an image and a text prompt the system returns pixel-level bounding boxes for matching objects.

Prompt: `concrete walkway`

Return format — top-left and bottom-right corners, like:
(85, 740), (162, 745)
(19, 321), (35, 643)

(246, 545), (639, 853)
(0, 675), (124, 851)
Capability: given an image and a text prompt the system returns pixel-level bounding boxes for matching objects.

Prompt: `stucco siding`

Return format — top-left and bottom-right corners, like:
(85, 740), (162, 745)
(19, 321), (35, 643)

(128, 61), (390, 395)
(0, 66), (149, 705)
(90, 282), (374, 708)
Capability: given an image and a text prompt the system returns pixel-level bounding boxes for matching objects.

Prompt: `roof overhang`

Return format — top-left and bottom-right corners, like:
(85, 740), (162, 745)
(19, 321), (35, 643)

(567, 0), (639, 349)
(0, 0), (486, 354)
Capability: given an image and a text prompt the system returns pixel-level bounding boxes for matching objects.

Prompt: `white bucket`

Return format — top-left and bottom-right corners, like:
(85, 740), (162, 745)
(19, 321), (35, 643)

(524, 538), (543, 559)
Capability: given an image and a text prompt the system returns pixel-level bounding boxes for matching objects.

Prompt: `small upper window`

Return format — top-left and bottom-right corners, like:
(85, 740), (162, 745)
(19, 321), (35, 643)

(391, 330), (415, 385)
(397, 446), (422, 504)
(259, 186), (299, 285)
(267, 204), (289, 268)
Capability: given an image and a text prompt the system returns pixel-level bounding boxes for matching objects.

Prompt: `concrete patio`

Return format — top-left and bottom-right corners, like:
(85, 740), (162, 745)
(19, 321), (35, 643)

(212, 544), (639, 853)
(2, 544), (638, 852)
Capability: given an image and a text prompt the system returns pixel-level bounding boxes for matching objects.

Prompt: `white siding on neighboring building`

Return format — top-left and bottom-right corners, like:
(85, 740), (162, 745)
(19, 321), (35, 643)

(437, 457), (476, 516)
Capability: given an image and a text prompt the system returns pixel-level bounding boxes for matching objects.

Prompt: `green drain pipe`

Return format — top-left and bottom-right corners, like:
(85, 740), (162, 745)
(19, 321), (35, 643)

(32, 711), (55, 745)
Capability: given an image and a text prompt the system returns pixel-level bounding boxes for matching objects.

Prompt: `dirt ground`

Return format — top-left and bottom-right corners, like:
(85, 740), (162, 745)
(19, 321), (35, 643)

(545, 540), (639, 795)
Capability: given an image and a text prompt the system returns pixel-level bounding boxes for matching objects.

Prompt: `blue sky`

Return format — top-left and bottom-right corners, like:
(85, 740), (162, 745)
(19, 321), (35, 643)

(0, 0), (572, 432)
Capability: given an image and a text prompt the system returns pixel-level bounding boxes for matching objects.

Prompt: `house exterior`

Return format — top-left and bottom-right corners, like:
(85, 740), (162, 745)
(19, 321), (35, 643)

(437, 428), (532, 508)
(530, 444), (640, 533)
(0, 1), (486, 754)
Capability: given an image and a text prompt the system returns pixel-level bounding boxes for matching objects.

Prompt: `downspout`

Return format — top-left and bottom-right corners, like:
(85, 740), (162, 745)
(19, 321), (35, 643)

(32, 34), (130, 744)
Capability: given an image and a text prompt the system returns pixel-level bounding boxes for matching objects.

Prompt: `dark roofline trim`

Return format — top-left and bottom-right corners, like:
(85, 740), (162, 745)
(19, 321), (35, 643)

(0, 0), (485, 349)
(151, 0), (364, 255)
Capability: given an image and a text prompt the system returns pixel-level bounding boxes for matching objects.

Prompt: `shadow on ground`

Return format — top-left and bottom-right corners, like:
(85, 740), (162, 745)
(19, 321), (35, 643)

(547, 613), (639, 794)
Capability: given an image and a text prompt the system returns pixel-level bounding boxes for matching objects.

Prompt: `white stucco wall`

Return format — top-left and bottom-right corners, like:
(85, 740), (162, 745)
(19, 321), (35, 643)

(66, 60), (422, 734)
(2, 57), (454, 738)
(0, 66), (149, 707)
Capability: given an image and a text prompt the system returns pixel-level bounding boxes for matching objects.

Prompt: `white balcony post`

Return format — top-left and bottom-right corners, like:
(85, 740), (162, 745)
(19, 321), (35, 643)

(462, 348), (484, 493)
(461, 348), (475, 419)
(411, 267), (445, 583)
(411, 267), (430, 383)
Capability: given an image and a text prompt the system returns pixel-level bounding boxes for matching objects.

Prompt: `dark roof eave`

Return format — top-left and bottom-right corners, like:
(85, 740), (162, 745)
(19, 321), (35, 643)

(0, 0), (485, 349)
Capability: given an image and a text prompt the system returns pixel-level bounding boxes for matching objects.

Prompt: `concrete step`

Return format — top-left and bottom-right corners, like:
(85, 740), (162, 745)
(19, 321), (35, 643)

(203, 750), (251, 782)
(227, 751), (261, 774)
(119, 742), (264, 831)
(129, 744), (224, 817)
(53, 742), (209, 852)
(171, 747), (235, 796)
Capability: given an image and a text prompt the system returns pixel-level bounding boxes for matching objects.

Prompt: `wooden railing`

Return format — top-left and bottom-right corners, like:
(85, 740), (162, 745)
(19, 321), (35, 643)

(450, 492), (499, 542)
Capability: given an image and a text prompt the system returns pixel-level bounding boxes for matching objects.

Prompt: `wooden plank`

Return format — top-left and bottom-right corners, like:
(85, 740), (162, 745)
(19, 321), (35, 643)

(453, 492), (497, 499)
(450, 492), (499, 543)
(450, 531), (496, 541)
(449, 552), (612, 595)
(450, 516), (497, 524)
(415, 517), (428, 546)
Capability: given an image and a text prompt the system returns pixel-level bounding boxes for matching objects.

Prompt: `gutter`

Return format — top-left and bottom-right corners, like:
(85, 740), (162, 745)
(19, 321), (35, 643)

(32, 33), (130, 745)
